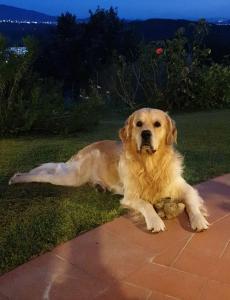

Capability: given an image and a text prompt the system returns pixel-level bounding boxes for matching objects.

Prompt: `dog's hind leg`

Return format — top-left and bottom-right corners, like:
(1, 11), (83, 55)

(9, 160), (90, 187)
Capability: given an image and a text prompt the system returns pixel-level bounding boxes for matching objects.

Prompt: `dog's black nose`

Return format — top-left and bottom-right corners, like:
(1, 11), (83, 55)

(141, 130), (151, 140)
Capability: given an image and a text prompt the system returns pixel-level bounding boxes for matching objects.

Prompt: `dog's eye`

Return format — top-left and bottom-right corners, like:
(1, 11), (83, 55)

(136, 121), (143, 127)
(154, 121), (161, 128)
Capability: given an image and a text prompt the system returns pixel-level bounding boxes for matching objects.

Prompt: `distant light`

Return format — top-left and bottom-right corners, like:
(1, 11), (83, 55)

(0, 19), (57, 25)
(8, 47), (28, 56)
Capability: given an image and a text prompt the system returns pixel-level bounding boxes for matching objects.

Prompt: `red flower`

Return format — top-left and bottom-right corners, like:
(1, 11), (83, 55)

(156, 47), (164, 55)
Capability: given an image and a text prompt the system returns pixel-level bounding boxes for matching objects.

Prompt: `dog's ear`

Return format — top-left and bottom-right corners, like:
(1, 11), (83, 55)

(119, 126), (127, 143)
(166, 114), (177, 145)
(119, 115), (134, 143)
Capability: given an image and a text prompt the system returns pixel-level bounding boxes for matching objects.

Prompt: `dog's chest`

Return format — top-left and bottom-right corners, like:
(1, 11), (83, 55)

(124, 159), (174, 203)
(138, 170), (172, 203)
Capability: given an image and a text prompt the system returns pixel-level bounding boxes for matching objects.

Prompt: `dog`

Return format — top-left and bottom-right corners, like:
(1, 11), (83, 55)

(9, 108), (209, 232)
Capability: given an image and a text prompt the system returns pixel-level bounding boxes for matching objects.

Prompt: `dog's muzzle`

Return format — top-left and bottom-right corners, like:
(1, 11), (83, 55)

(140, 130), (155, 153)
(141, 130), (151, 143)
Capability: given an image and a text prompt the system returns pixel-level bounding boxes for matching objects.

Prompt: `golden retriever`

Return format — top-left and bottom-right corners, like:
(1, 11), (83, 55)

(9, 108), (209, 232)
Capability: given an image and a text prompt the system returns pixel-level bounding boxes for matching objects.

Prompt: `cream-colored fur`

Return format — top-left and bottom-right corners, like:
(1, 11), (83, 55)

(9, 108), (209, 232)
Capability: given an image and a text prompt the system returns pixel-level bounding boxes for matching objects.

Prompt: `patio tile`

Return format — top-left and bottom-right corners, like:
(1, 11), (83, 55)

(167, 216), (230, 280)
(125, 263), (206, 300)
(177, 215), (230, 258)
(0, 292), (8, 300)
(196, 174), (230, 223)
(103, 213), (192, 255)
(47, 271), (109, 300)
(0, 252), (108, 300)
(53, 225), (153, 282)
(210, 257), (230, 285)
(172, 247), (219, 278)
(0, 252), (69, 299)
(199, 280), (230, 300)
(170, 242), (230, 285)
(95, 282), (151, 300)
(148, 291), (181, 300)
(153, 235), (194, 266)
(221, 241), (230, 260)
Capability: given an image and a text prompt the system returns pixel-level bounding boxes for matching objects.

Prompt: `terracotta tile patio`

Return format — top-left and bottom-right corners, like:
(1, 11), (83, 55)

(0, 174), (229, 300)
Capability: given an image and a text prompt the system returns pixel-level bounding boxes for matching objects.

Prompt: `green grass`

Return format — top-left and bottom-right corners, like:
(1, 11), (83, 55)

(0, 110), (230, 274)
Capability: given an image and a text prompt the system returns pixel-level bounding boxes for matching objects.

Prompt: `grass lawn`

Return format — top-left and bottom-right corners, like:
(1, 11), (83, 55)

(0, 109), (230, 274)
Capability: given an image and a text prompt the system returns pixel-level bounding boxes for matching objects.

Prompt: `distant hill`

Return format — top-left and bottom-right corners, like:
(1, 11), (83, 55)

(128, 19), (195, 41)
(0, 4), (56, 22)
(0, 23), (54, 45)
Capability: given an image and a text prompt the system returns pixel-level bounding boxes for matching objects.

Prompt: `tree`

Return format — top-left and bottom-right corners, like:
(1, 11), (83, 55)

(57, 13), (78, 38)
(34, 7), (138, 96)
(85, 7), (138, 68)
(0, 34), (7, 64)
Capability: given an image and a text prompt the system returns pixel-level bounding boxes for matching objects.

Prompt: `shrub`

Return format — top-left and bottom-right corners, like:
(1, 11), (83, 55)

(0, 62), (64, 135)
(0, 33), (107, 136)
(66, 83), (105, 133)
(194, 64), (230, 109)
(0, 37), (65, 135)
(110, 20), (229, 111)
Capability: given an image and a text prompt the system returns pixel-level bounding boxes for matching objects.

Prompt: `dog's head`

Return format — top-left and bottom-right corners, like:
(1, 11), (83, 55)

(119, 108), (177, 155)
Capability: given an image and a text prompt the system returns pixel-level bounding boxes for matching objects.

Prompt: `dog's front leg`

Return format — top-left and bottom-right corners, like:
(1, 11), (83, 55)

(177, 179), (209, 231)
(120, 195), (166, 232)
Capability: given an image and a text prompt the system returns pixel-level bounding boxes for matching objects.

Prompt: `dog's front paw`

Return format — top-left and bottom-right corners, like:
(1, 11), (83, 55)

(146, 216), (166, 233)
(190, 213), (209, 232)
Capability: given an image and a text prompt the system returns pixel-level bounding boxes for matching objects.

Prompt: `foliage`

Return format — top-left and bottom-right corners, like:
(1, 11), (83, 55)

(0, 33), (106, 136)
(0, 37), (64, 135)
(65, 83), (105, 133)
(194, 64), (230, 109)
(112, 20), (230, 110)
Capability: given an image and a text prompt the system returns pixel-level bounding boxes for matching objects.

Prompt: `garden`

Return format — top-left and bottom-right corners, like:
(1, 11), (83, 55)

(0, 8), (229, 274)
